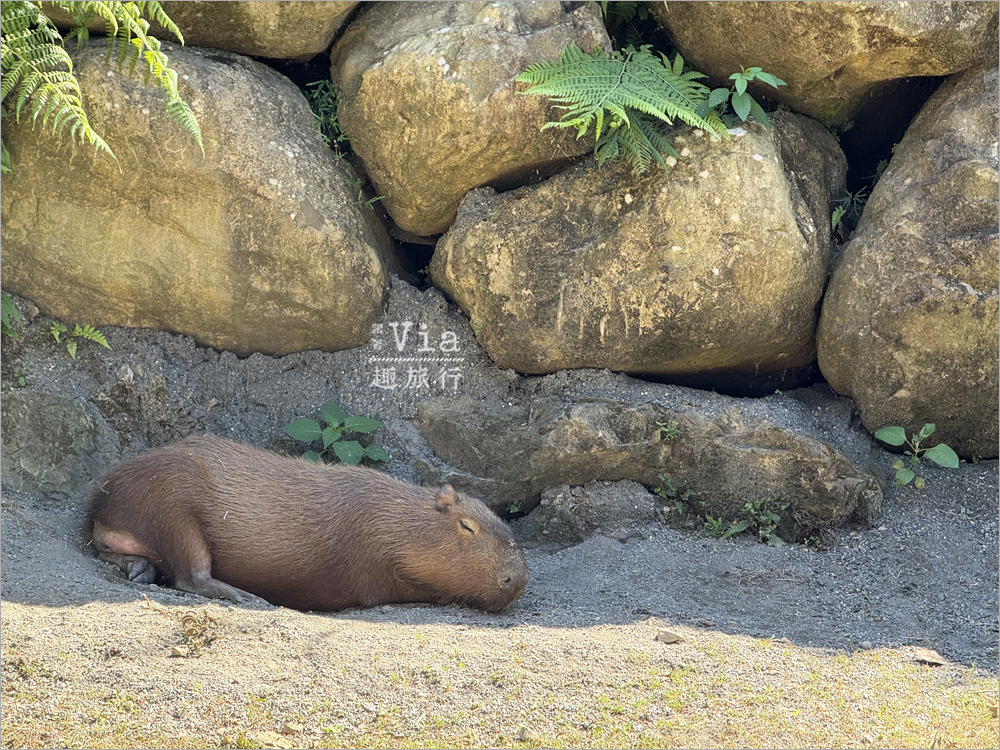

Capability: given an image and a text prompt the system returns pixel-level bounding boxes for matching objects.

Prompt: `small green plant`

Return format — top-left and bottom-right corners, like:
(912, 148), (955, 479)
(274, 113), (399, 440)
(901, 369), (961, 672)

(874, 423), (960, 488)
(702, 514), (728, 538)
(49, 321), (111, 358)
(517, 43), (785, 174)
(741, 497), (786, 545)
(707, 65), (787, 128)
(1, 291), (23, 340)
(516, 43), (729, 175)
(13, 367), (29, 387)
(507, 503), (521, 515)
(283, 398), (389, 466)
(657, 420), (679, 442)
(831, 204), (846, 232)
(304, 79), (345, 148)
(833, 185), (869, 225)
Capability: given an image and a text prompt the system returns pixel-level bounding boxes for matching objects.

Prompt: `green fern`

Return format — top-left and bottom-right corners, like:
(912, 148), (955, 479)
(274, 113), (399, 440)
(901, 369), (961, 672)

(516, 43), (727, 174)
(49, 320), (111, 358)
(1, 1), (202, 174)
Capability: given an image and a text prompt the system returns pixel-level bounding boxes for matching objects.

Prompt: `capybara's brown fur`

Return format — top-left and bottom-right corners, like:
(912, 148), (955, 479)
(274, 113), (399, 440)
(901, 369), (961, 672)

(85, 435), (528, 612)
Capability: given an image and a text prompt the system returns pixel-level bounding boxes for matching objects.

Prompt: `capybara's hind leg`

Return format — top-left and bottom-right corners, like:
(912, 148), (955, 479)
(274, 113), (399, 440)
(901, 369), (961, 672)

(173, 568), (270, 606)
(169, 532), (269, 605)
(96, 552), (159, 584)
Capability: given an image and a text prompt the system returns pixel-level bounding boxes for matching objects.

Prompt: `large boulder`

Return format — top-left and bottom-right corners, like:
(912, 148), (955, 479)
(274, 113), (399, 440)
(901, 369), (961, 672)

(430, 114), (845, 391)
(653, 1), (998, 125)
(44, 2), (358, 62)
(817, 65), (1000, 459)
(415, 390), (882, 542)
(329, 1), (608, 236)
(154, 2), (357, 61)
(1, 44), (392, 357)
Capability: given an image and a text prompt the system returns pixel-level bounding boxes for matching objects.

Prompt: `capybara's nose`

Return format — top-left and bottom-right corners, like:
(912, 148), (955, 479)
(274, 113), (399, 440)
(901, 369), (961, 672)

(498, 561), (529, 592)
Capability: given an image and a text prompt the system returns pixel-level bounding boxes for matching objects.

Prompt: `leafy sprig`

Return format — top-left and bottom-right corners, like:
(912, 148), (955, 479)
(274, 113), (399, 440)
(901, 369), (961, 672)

(283, 399), (389, 466)
(517, 43), (785, 175)
(874, 423), (960, 488)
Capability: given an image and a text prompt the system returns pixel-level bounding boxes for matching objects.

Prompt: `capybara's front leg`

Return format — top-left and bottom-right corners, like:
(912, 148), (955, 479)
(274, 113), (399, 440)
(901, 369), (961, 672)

(97, 552), (159, 584)
(172, 569), (270, 606)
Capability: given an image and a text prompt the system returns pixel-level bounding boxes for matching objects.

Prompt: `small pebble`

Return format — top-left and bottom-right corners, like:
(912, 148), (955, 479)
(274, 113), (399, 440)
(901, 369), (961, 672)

(656, 628), (682, 644)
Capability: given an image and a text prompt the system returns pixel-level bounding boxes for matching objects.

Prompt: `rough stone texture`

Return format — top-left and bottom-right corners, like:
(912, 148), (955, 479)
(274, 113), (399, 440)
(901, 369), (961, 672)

(43, 2), (358, 62)
(329, 1), (609, 236)
(513, 480), (661, 548)
(430, 114), (845, 391)
(817, 65), (1000, 459)
(1, 43), (392, 357)
(653, 1), (998, 126)
(414, 392), (882, 542)
(0, 391), (119, 499)
(154, 2), (357, 61)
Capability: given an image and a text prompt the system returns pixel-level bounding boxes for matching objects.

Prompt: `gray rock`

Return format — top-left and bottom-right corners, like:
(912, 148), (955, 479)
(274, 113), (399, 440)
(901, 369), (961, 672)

(654, 1), (998, 125)
(330, 0), (608, 235)
(817, 65), (999, 459)
(431, 114), (845, 390)
(415, 390), (882, 542)
(1, 43), (392, 357)
(1, 390), (119, 499)
(513, 480), (659, 547)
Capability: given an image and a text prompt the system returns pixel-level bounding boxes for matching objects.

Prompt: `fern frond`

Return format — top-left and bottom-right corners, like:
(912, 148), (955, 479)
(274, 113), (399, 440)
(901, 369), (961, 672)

(2, 1), (202, 172)
(518, 44), (723, 134)
(72, 323), (111, 349)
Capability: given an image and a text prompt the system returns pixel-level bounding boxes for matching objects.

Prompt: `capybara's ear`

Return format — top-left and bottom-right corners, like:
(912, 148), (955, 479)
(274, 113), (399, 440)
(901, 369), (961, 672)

(435, 485), (456, 510)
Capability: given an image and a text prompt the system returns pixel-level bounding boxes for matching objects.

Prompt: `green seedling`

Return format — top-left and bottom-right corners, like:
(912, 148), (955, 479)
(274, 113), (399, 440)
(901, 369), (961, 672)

(283, 398), (389, 466)
(874, 423), (960, 488)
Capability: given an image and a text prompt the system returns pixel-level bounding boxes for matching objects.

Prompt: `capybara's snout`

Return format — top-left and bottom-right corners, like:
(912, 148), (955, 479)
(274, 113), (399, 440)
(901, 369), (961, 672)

(490, 552), (529, 610)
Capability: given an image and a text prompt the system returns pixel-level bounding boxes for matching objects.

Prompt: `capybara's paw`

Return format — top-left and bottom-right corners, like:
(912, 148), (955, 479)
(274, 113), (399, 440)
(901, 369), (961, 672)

(125, 558), (157, 584)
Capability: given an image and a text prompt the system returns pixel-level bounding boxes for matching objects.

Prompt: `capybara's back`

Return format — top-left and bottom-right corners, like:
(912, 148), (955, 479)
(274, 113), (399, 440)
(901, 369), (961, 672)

(85, 435), (528, 611)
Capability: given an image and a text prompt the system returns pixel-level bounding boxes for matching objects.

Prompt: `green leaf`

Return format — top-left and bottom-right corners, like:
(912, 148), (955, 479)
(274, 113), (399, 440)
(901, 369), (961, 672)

(283, 418), (323, 443)
(831, 205), (846, 231)
(731, 91), (751, 121)
(734, 76), (748, 96)
(363, 444), (389, 462)
(321, 425), (343, 449)
(320, 399), (348, 428)
(917, 423), (936, 440)
(344, 415), (382, 434)
(874, 426), (907, 446)
(708, 87), (729, 108)
(747, 96), (771, 127)
(923, 443), (960, 469)
(721, 519), (750, 539)
(895, 467), (915, 486)
(754, 71), (786, 89)
(332, 440), (364, 466)
(302, 450), (322, 463)
(66, 339), (77, 359)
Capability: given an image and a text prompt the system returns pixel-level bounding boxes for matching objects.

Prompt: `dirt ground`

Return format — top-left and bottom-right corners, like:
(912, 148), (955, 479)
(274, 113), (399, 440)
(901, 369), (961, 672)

(1, 447), (998, 748)
(1, 282), (998, 748)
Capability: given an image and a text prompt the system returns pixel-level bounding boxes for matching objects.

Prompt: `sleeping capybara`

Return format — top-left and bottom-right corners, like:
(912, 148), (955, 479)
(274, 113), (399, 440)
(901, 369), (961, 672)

(85, 435), (528, 612)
